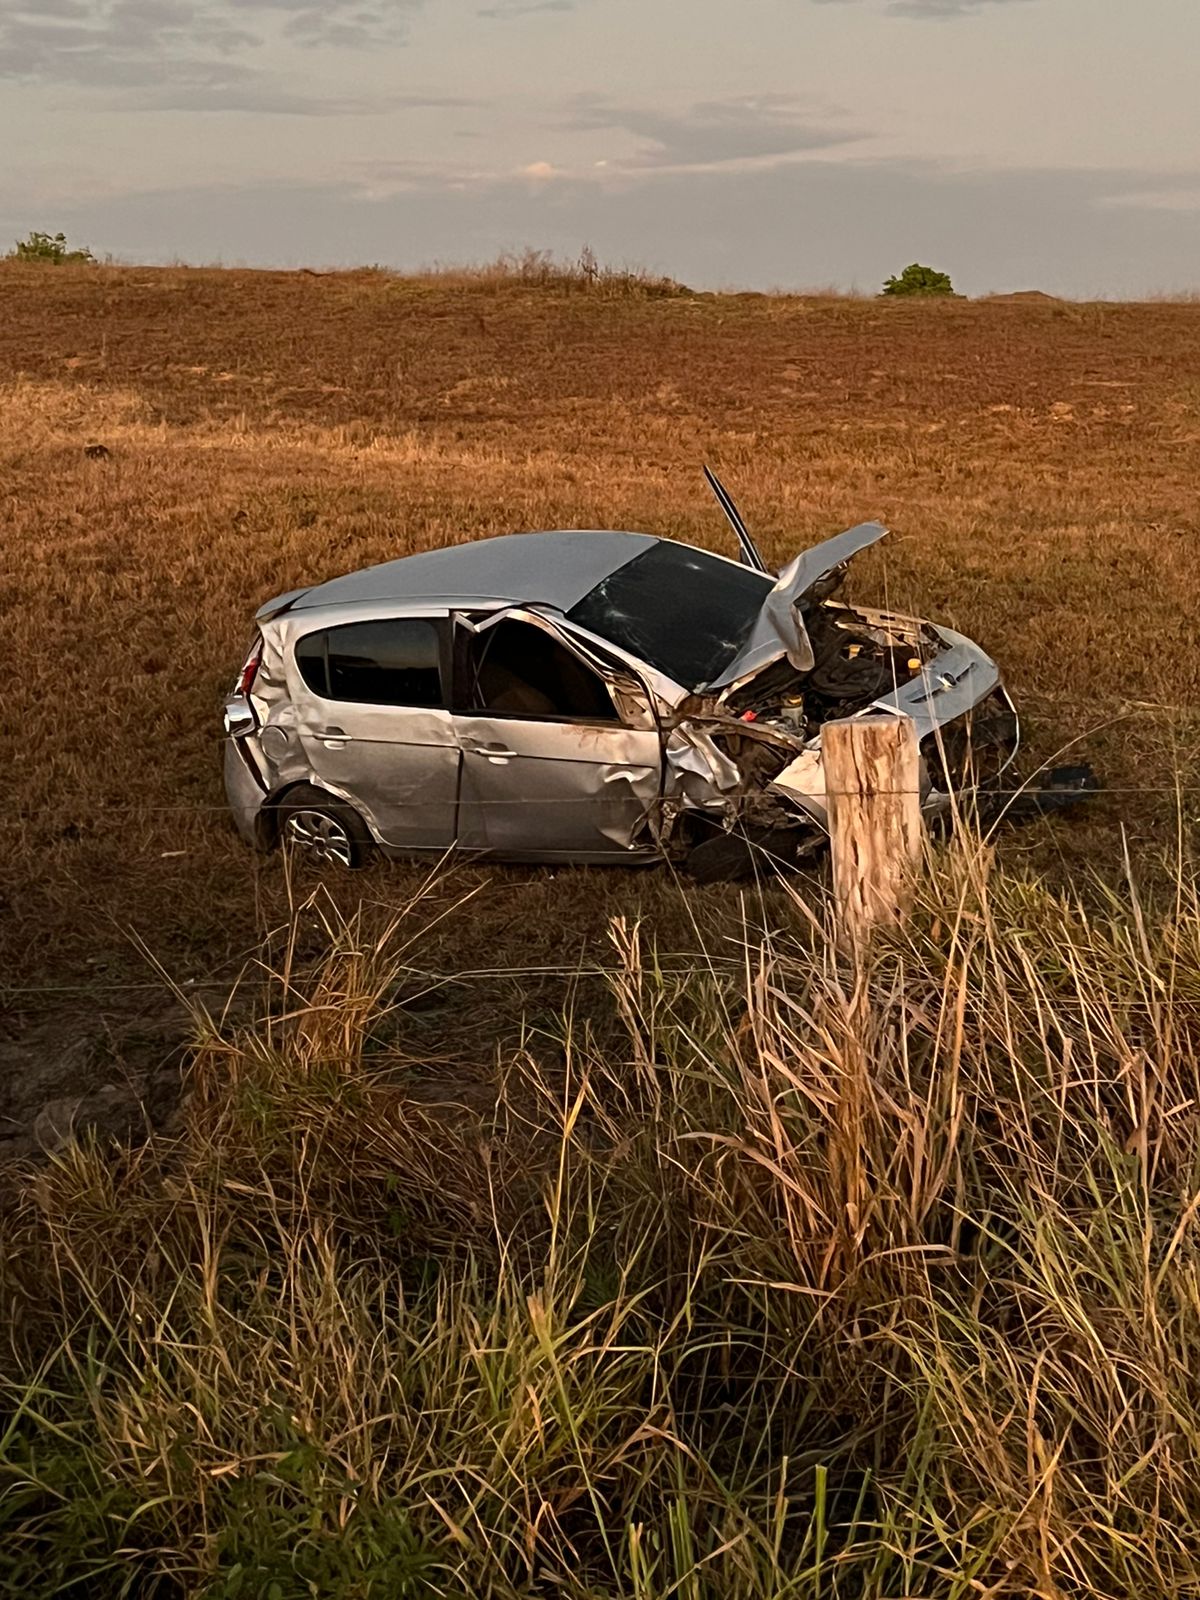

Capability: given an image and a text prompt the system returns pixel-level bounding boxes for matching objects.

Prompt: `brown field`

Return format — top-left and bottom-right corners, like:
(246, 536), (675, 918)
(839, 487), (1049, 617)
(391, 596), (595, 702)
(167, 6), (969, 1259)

(5, 261), (1200, 1597)
(2, 262), (1199, 1145)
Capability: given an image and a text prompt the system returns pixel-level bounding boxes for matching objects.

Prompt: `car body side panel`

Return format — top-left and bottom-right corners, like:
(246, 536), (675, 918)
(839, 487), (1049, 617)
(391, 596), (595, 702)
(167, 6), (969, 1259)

(663, 727), (741, 806)
(455, 714), (662, 855)
(262, 608), (459, 850)
(224, 739), (268, 846)
(292, 698), (460, 849)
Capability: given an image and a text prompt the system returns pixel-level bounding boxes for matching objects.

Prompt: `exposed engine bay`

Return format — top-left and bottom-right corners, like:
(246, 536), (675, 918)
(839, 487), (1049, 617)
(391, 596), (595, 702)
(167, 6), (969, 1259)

(725, 603), (935, 736)
(661, 595), (1020, 867)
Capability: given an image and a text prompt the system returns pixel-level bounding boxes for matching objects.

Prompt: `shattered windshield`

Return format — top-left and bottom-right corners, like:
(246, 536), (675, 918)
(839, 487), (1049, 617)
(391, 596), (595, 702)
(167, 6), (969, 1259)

(567, 542), (773, 690)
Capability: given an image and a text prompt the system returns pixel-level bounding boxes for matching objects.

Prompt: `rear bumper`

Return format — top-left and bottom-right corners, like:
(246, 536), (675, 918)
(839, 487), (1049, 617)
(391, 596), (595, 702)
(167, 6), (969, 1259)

(223, 738), (269, 847)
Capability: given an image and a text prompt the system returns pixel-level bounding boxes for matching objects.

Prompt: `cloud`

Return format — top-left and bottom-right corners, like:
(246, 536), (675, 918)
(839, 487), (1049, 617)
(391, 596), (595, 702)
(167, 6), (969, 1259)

(0, 0), (427, 105)
(242, 0), (424, 49)
(125, 85), (404, 115)
(0, 2), (248, 88)
(888, 0), (1035, 15)
(128, 83), (473, 116)
(560, 95), (864, 172)
(20, 0), (93, 16)
(814, 0), (1037, 15)
(478, 0), (573, 16)
(1097, 186), (1200, 214)
(349, 158), (498, 198)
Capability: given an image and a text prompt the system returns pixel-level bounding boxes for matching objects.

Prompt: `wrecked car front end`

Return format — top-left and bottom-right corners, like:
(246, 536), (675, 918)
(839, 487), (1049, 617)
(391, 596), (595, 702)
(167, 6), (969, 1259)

(658, 600), (1018, 858)
(602, 497), (1019, 862)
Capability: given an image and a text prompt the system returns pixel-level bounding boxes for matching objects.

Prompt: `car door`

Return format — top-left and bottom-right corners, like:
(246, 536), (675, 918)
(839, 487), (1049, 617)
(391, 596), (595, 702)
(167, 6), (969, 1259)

(290, 613), (459, 850)
(452, 610), (664, 858)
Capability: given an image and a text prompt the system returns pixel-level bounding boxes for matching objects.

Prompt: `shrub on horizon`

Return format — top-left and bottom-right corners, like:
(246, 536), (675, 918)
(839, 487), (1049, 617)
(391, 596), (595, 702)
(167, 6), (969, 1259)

(9, 230), (96, 265)
(881, 262), (955, 297)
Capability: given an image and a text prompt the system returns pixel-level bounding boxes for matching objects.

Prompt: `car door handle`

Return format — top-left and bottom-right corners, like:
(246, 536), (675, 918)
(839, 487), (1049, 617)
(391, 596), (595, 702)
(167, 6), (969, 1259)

(462, 738), (516, 759)
(322, 726), (347, 736)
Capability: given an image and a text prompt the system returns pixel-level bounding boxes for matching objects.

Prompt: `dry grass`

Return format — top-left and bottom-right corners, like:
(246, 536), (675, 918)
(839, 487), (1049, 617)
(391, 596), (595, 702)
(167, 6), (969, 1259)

(1, 263), (1198, 1086)
(2, 263), (1200, 1593)
(406, 246), (690, 297)
(3, 841), (1200, 1595)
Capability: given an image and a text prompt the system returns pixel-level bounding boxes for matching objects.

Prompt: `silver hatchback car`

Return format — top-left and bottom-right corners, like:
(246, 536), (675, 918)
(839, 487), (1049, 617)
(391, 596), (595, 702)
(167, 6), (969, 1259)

(222, 473), (1017, 875)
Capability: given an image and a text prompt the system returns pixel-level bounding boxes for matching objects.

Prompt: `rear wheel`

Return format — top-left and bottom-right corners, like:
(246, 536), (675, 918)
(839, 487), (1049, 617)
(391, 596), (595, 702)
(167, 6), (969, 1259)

(275, 785), (374, 870)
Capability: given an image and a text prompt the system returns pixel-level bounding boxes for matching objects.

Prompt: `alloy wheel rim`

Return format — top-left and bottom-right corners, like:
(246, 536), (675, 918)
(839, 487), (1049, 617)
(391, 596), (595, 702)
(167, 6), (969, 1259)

(284, 809), (354, 867)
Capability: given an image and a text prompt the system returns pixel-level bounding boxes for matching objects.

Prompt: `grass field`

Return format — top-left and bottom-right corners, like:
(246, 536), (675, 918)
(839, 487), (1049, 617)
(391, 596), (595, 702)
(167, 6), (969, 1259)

(4, 265), (1197, 1006)
(2, 263), (1200, 1594)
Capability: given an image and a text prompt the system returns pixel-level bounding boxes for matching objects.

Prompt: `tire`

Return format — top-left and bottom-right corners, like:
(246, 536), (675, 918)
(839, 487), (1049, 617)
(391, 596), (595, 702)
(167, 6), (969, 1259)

(274, 784), (375, 870)
(684, 826), (823, 885)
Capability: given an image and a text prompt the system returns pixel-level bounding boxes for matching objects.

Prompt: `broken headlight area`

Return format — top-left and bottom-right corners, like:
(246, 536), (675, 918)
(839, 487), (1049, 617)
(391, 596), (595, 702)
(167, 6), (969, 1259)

(921, 687), (1021, 800)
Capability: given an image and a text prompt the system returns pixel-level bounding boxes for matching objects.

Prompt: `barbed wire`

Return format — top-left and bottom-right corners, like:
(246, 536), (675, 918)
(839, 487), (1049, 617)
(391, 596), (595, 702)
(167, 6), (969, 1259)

(4, 959), (1198, 1009)
(2, 954), (747, 999)
(8, 782), (1200, 823)
(3, 806), (1197, 981)
(1, 767), (1194, 1005)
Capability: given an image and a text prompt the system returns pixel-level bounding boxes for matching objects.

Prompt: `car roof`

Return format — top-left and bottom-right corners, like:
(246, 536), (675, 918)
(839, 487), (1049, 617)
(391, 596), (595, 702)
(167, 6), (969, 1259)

(289, 529), (661, 614)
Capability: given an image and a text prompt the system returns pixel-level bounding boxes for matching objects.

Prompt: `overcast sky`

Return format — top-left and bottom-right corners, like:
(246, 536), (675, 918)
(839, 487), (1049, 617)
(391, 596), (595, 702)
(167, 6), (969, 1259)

(2, 0), (1197, 295)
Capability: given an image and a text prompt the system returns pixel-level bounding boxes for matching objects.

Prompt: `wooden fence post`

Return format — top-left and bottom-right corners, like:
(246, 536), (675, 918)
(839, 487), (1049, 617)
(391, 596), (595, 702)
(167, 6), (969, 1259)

(824, 714), (922, 953)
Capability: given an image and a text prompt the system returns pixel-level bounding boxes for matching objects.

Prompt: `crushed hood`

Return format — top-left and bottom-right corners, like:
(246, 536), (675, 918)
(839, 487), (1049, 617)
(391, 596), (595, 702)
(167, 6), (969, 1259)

(702, 521), (888, 692)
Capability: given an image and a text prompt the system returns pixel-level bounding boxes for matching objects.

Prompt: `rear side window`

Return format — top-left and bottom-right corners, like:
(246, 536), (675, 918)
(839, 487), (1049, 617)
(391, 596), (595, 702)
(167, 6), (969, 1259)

(295, 619), (443, 707)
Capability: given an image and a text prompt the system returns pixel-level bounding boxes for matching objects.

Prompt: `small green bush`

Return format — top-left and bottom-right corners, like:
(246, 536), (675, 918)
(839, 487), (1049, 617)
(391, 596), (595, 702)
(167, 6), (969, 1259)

(9, 230), (96, 265)
(881, 262), (954, 297)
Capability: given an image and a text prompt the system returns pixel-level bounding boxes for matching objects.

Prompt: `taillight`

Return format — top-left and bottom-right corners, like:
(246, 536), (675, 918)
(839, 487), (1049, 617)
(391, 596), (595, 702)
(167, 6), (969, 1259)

(236, 634), (264, 698)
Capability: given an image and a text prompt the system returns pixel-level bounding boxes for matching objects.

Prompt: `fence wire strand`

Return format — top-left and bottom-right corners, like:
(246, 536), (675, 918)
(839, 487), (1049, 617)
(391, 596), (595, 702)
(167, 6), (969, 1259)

(9, 782), (1200, 824)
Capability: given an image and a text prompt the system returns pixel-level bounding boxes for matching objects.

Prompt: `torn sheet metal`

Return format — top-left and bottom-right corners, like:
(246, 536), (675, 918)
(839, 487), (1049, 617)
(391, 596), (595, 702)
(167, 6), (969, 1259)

(704, 522), (889, 692)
